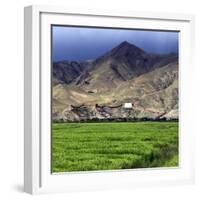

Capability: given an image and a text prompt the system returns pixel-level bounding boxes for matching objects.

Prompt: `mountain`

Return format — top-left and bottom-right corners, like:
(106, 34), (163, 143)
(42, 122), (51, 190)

(52, 41), (178, 122)
(53, 60), (93, 85)
(73, 41), (178, 93)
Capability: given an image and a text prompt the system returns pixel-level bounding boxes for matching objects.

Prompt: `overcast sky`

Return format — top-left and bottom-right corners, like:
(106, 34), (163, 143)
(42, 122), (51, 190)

(52, 26), (179, 62)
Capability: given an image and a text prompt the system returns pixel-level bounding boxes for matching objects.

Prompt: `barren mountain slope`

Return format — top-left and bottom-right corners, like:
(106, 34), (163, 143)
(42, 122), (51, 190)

(53, 61), (178, 121)
(53, 60), (93, 85)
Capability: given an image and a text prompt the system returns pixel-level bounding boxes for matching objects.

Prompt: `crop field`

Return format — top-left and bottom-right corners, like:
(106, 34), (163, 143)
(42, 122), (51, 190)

(52, 122), (178, 172)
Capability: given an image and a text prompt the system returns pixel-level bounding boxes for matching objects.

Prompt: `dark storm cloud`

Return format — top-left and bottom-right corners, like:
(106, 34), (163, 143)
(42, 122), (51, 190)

(52, 26), (179, 62)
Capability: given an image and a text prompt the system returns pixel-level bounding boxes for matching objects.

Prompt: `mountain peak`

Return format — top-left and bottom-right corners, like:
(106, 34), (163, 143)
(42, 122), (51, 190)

(118, 41), (131, 46)
(110, 41), (145, 58)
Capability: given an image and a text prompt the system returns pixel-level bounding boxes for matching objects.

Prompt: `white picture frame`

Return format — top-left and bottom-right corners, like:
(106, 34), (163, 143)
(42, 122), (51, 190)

(24, 5), (195, 194)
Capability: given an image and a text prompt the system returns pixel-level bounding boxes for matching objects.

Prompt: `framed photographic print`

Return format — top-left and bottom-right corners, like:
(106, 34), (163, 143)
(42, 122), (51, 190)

(24, 5), (195, 194)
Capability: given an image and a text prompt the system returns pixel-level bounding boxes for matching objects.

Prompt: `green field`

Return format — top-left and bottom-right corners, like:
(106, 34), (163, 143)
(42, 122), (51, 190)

(52, 122), (178, 172)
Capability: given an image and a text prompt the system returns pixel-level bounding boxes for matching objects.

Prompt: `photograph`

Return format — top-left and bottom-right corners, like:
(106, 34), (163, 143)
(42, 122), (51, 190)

(51, 25), (179, 173)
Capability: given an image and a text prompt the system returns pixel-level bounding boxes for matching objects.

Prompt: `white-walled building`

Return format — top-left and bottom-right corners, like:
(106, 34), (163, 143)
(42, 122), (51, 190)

(123, 103), (133, 109)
